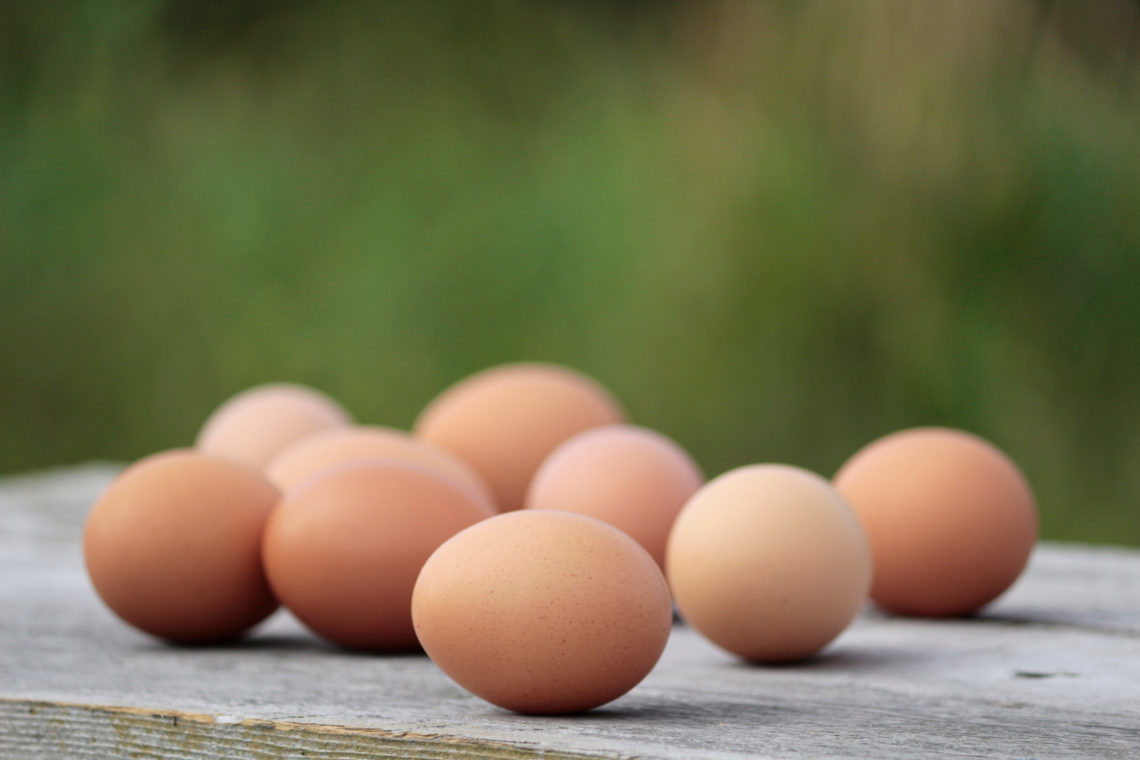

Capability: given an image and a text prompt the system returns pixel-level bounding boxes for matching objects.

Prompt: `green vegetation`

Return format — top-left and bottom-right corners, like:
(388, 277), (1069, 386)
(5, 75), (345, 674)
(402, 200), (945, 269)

(2, 1), (1138, 543)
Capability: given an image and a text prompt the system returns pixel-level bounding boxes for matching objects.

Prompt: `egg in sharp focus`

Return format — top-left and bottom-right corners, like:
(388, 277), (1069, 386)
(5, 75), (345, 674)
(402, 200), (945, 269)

(412, 510), (673, 714)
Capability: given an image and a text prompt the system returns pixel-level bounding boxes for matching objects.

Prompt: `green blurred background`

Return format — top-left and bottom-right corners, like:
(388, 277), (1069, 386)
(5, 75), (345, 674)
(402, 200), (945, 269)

(2, 1), (1138, 543)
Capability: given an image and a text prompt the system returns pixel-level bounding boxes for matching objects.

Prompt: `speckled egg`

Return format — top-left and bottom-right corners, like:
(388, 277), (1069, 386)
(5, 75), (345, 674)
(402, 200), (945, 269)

(412, 510), (672, 714)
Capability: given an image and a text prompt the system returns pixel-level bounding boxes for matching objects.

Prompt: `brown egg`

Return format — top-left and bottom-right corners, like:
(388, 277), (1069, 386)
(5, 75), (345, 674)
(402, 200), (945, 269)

(83, 450), (279, 643)
(667, 465), (871, 662)
(262, 461), (493, 650)
(412, 510), (672, 714)
(525, 425), (703, 571)
(266, 425), (490, 501)
(833, 427), (1038, 617)
(413, 363), (626, 511)
(196, 383), (351, 470)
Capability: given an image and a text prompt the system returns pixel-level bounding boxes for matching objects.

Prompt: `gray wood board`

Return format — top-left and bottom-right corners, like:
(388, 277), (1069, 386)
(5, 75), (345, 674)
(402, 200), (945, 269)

(2, 464), (1138, 759)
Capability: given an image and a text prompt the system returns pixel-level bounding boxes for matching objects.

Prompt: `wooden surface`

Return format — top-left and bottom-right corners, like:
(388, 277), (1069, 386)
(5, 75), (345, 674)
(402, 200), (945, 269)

(2, 464), (1139, 759)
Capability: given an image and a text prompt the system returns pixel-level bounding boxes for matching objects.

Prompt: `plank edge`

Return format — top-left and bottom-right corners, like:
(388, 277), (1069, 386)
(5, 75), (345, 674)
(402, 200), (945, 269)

(0, 697), (609, 760)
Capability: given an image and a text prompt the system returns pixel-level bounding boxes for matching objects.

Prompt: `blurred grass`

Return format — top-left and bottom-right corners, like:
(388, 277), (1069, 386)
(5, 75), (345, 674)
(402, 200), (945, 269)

(1, 1), (1138, 544)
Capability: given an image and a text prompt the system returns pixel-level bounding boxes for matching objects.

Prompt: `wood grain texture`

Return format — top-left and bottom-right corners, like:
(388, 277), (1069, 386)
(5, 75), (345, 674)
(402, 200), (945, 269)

(3, 464), (1139, 759)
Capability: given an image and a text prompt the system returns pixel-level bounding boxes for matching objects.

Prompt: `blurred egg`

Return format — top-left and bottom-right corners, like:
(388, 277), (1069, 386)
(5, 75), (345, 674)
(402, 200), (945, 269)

(83, 450), (280, 643)
(266, 425), (490, 501)
(413, 363), (626, 511)
(412, 510), (672, 714)
(262, 461), (493, 650)
(196, 383), (351, 470)
(667, 465), (871, 662)
(834, 427), (1038, 617)
(525, 425), (703, 571)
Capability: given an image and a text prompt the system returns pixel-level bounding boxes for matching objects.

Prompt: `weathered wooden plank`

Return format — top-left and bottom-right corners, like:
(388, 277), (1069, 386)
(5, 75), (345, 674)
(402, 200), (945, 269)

(2, 464), (1139, 759)
(0, 700), (601, 760)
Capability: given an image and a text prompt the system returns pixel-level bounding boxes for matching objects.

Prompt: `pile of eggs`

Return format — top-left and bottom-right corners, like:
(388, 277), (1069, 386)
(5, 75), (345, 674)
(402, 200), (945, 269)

(83, 363), (1038, 715)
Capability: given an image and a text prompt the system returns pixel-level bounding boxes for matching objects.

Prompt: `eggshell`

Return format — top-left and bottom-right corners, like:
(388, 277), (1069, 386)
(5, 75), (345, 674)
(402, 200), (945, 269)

(525, 425), (703, 570)
(413, 363), (626, 511)
(83, 450), (280, 643)
(262, 461), (493, 650)
(196, 383), (351, 470)
(266, 425), (490, 502)
(667, 464), (871, 662)
(833, 427), (1038, 617)
(412, 510), (672, 714)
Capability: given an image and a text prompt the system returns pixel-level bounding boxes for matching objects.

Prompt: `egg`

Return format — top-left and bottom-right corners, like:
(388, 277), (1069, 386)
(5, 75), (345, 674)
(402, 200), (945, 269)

(412, 510), (672, 714)
(833, 427), (1038, 617)
(667, 465), (871, 662)
(413, 363), (626, 511)
(83, 450), (280, 643)
(266, 425), (490, 502)
(262, 461), (493, 650)
(196, 383), (351, 470)
(525, 425), (703, 571)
